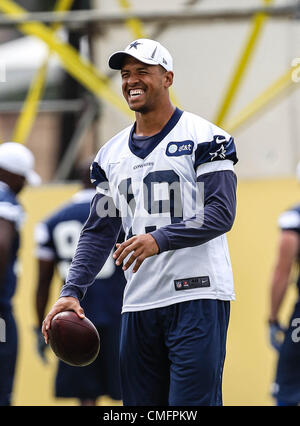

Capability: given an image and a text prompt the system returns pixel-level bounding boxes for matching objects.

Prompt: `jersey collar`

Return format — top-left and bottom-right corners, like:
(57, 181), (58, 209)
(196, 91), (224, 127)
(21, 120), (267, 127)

(128, 107), (183, 160)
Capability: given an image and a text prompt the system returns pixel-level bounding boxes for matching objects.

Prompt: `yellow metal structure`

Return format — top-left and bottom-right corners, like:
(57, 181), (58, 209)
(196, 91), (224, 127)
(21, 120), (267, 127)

(3, 0), (297, 135)
(0, 0), (133, 119)
(215, 0), (274, 128)
(12, 0), (74, 144)
(224, 64), (300, 134)
(118, 0), (144, 39)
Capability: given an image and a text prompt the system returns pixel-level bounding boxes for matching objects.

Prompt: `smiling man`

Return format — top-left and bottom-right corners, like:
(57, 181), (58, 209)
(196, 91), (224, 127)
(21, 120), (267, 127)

(120, 58), (173, 118)
(42, 39), (238, 406)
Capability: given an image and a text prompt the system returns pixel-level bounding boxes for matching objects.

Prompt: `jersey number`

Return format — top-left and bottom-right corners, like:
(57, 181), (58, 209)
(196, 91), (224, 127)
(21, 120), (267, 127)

(53, 220), (115, 279)
(118, 170), (183, 237)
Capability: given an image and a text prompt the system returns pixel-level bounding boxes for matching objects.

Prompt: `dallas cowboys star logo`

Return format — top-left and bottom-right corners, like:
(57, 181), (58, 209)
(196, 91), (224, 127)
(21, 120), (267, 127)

(129, 41), (142, 50)
(209, 144), (226, 161)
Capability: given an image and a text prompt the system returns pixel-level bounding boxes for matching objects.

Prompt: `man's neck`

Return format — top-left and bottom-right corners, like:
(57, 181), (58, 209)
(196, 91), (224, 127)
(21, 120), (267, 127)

(135, 102), (176, 137)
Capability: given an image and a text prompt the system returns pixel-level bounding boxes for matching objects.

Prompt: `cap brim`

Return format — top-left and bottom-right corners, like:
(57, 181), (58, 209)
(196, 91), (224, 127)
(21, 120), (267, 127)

(26, 170), (41, 186)
(108, 51), (158, 70)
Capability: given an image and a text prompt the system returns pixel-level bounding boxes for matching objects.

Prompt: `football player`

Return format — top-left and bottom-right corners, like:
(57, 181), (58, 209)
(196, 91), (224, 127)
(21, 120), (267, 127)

(0, 142), (40, 406)
(268, 166), (300, 406)
(34, 161), (125, 405)
(42, 39), (238, 406)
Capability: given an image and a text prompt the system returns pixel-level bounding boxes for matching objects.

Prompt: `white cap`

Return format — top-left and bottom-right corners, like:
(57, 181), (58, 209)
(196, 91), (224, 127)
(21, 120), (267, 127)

(0, 142), (41, 186)
(108, 39), (173, 72)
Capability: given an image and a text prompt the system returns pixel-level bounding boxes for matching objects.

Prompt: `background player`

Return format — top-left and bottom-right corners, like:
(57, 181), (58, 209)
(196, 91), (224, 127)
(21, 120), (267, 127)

(34, 161), (125, 406)
(0, 142), (40, 406)
(42, 39), (238, 406)
(268, 163), (300, 406)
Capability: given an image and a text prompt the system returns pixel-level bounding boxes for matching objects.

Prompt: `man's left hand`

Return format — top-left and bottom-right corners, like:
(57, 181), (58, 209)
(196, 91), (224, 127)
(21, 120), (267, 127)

(113, 234), (159, 273)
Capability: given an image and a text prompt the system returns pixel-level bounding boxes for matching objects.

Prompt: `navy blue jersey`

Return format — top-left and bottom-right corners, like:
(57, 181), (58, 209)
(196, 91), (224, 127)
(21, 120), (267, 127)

(35, 189), (126, 325)
(0, 182), (24, 311)
(278, 204), (300, 297)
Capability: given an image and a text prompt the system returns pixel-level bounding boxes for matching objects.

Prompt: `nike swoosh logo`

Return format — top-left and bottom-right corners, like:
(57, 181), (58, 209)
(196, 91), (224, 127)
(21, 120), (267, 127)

(215, 135), (226, 144)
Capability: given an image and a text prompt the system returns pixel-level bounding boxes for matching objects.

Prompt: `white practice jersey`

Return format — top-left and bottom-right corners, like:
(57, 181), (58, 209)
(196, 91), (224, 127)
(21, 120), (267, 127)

(90, 108), (238, 312)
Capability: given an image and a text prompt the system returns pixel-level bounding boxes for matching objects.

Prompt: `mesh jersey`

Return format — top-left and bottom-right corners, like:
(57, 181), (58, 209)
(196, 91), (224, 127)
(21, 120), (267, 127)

(88, 108), (238, 312)
(35, 189), (126, 325)
(278, 205), (300, 297)
(0, 182), (24, 310)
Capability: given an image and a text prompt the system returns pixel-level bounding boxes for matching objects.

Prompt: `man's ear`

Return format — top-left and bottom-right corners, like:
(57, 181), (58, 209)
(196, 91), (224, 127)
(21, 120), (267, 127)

(164, 71), (174, 88)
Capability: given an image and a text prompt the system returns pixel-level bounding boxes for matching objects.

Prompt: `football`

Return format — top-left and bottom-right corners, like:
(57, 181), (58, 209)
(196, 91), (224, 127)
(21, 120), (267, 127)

(48, 311), (100, 367)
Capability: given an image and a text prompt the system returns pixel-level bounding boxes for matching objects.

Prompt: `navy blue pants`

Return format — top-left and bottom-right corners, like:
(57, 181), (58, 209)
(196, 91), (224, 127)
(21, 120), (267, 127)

(0, 310), (18, 406)
(120, 299), (230, 406)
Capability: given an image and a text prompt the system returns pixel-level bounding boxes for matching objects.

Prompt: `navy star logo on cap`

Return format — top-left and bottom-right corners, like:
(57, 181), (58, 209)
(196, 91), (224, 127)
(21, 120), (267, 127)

(129, 41), (142, 50)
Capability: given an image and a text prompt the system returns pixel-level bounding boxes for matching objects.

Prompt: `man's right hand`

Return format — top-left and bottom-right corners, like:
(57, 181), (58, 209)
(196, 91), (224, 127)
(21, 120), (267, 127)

(41, 296), (85, 344)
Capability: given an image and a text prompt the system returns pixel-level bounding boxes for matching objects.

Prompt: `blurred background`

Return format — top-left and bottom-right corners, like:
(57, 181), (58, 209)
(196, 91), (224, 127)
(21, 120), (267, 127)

(0, 0), (300, 406)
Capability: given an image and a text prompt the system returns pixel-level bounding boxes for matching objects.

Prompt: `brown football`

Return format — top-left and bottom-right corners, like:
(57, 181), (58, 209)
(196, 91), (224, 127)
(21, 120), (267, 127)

(48, 311), (100, 367)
